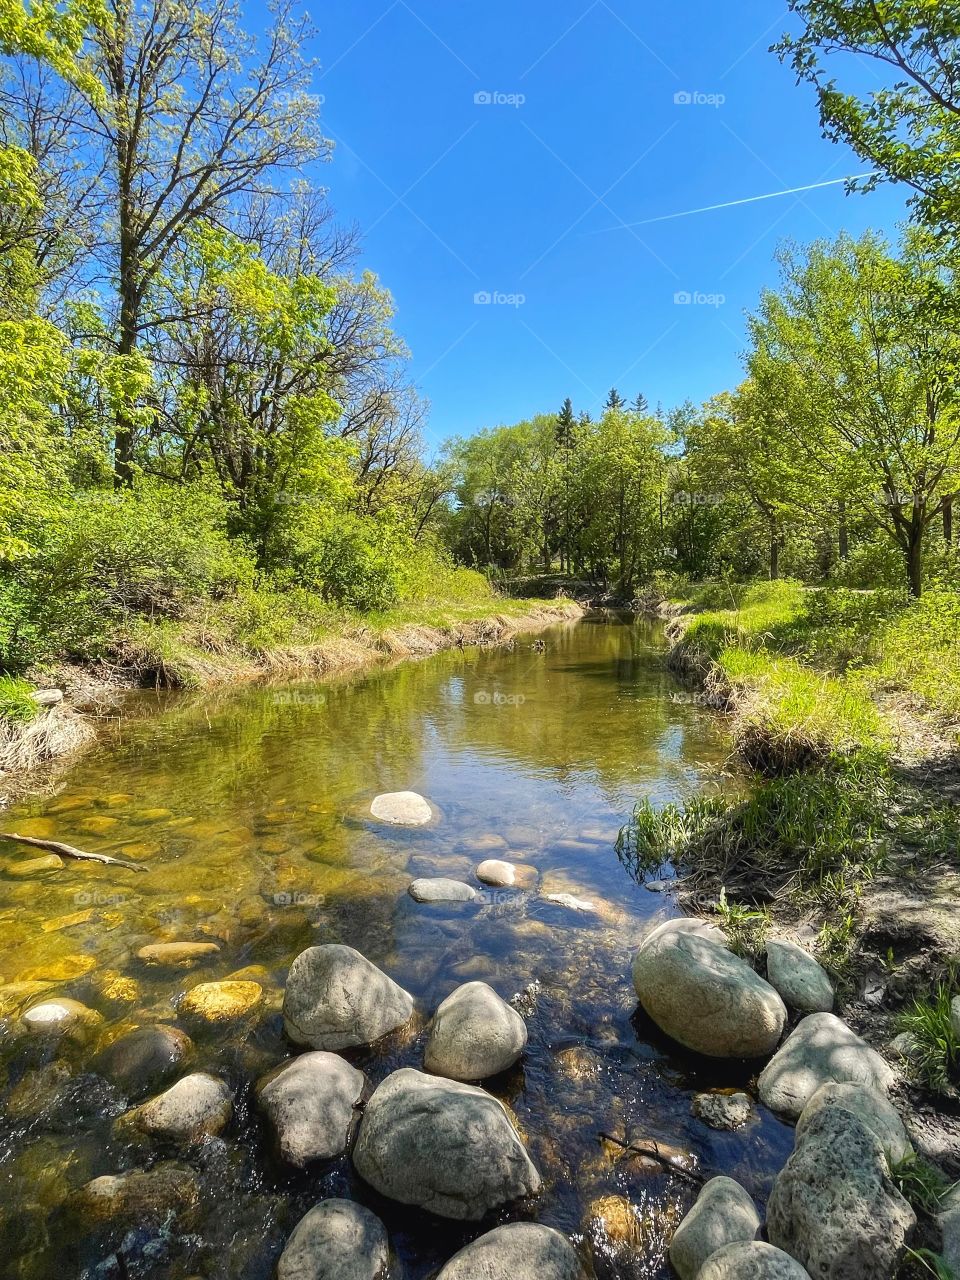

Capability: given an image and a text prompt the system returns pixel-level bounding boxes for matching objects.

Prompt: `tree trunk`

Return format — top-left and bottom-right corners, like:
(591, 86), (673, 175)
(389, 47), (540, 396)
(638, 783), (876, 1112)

(769, 527), (779, 580)
(944, 493), (954, 546)
(906, 524), (924, 598)
(838, 498), (849, 561)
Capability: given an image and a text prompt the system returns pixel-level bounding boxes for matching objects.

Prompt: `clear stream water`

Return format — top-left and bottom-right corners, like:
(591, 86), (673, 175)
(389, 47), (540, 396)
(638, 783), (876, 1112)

(0, 613), (795, 1278)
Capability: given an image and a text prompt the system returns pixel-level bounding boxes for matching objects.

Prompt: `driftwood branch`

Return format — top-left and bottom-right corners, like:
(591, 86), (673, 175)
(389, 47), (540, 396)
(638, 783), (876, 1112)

(599, 1131), (706, 1186)
(0, 832), (149, 873)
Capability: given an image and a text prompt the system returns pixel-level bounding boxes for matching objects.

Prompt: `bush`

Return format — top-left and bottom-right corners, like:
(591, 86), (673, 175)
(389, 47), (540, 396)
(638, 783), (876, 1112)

(0, 481), (254, 670)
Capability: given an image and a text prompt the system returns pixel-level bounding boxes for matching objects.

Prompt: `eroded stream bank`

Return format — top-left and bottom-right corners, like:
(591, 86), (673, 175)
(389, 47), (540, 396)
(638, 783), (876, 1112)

(0, 613), (801, 1278)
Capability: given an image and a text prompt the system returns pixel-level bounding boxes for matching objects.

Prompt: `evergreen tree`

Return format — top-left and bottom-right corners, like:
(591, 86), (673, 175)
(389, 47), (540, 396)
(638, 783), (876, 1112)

(604, 387), (626, 411)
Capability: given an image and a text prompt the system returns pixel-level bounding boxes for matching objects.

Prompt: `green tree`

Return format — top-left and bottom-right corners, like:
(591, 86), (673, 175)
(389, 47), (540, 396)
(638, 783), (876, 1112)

(748, 229), (960, 595)
(776, 0), (960, 230)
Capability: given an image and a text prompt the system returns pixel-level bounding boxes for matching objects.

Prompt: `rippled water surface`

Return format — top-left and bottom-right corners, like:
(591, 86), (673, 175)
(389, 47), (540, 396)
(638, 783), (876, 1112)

(0, 614), (794, 1278)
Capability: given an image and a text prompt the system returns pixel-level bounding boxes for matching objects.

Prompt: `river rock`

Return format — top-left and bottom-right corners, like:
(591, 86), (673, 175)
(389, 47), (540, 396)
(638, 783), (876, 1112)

(277, 1199), (389, 1280)
(542, 891), (596, 912)
(122, 1071), (232, 1143)
(69, 1162), (199, 1229)
(473, 860), (535, 890)
(353, 1067), (541, 1219)
(796, 1081), (913, 1165)
(21, 998), (101, 1035)
(757, 1013), (895, 1118)
(257, 1052), (365, 1166)
(697, 1241), (812, 1279)
(668, 1176), (760, 1280)
(370, 791), (433, 825)
(31, 688), (64, 706)
(766, 1105), (916, 1279)
(940, 1200), (960, 1278)
(7, 854), (63, 877)
(178, 979), (264, 1027)
(409, 877), (476, 903)
(90, 1025), (194, 1099)
(283, 944), (414, 1049)
(424, 981), (527, 1080)
(437, 1222), (584, 1278)
(693, 1091), (753, 1131)
(631, 921), (786, 1057)
(766, 940), (834, 1013)
(136, 941), (221, 967)
(952, 995), (960, 1040)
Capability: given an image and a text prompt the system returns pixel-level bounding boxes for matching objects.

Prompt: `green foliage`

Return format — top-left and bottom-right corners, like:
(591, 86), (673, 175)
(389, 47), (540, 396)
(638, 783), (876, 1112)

(896, 981), (960, 1094)
(893, 1153), (956, 1216)
(0, 673), (38, 723)
(776, 0), (960, 231)
(618, 757), (891, 897)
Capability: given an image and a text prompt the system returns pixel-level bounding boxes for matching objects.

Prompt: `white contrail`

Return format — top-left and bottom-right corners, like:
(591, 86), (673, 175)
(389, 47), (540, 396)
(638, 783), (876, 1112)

(590, 172), (879, 232)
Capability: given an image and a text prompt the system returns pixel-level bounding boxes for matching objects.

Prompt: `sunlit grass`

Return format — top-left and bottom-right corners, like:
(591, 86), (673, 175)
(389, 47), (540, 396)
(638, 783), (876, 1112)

(0, 674), (39, 724)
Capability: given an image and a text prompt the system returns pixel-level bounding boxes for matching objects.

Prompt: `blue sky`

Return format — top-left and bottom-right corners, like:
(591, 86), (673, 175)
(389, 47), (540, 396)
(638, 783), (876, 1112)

(306, 0), (910, 447)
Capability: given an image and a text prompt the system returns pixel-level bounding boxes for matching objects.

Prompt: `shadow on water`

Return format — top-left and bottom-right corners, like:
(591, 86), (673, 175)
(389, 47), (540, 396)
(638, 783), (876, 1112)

(0, 613), (794, 1279)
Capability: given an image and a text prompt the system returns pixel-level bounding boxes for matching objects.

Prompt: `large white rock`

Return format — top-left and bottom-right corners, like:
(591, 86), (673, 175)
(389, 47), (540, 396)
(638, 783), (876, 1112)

(21, 998), (101, 1035)
(697, 1241), (812, 1279)
(758, 1013), (895, 1118)
(122, 1071), (232, 1143)
(277, 1199), (389, 1280)
(257, 1052), (365, 1166)
(476, 859), (517, 887)
(668, 1175), (760, 1280)
(437, 1222), (584, 1278)
(353, 1067), (540, 1220)
(631, 920), (786, 1057)
(282, 944), (414, 1050)
(767, 1105), (916, 1279)
(370, 791), (433, 825)
(796, 1081), (912, 1165)
(424, 981), (527, 1080)
(766, 940), (834, 1013)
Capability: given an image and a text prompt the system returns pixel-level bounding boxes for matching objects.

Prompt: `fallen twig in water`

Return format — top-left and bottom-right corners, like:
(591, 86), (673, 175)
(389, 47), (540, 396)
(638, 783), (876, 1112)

(599, 1131), (706, 1186)
(0, 832), (149, 873)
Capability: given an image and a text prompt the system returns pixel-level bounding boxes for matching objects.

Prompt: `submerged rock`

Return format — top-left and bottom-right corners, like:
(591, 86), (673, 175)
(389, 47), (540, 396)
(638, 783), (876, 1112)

(668, 1176), (760, 1280)
(408, 877), (476, 903)
(90, 1025), (194, 1100)
(21, 998), (101, 1035)
(257, 1052), (365, 1167)
(692, 1091), (753, 1131)
(370, 791), (433, 825)
(632, 920), (786, 1057)
(766, 940), (834, 1013)
(69, 1162), (199, 1230)
(7, 854), (63, 877)
(277, 1199), (390, 1280)
(353, 1067), (540, 1219)
(697, 1241), (811, 1279)
(121, 1071), (232, 1144)
(757, 1012), (895, 1118)
(795, 1081), (913, 1165)
(767, 1105), (915, 1279)
(424, 981), (527, 1080)
(178, 979), (264, 1028)
(136, 941), (221, 968)
(282, 944), (414, 1050)
(542, 892), (596, 912)
(437, 1222), (584, 1278)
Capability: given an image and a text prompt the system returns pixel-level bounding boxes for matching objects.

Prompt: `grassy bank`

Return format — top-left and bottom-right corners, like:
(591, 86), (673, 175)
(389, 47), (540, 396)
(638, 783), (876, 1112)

(620, 580), (960, 1077)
